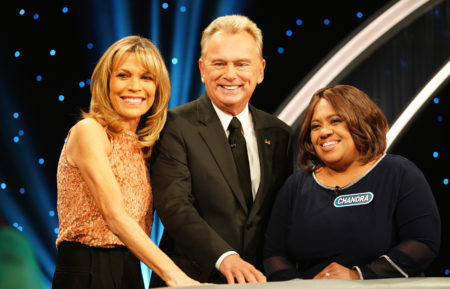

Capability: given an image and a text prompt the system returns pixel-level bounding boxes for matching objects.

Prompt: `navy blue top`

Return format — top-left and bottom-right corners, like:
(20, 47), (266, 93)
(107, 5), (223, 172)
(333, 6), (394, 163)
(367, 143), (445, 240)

(264, 154), (440, 280)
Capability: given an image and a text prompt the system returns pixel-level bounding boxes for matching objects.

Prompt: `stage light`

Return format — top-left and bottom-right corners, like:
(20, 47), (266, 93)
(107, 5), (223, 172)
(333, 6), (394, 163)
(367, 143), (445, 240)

(79, 81), (85, 88)
(18, 130), (24, 136)
(445, 269), (450, 276)
(277, 0), (433, 127)
(38, 158), (45, 165)
(323, 18), (330, 26)
(437, 115), (443, 122)
(180, 6), (186, 13)
(12, 222), (23, 231)
(356, 12), (363, 18)
(62, 7), (68, 14)
(171, 57), (178, 64)
(19, 188), (25, 194)
(387, 61), (449, 149)
(87, 43), (94, 49)
(162, 2), (168, 9)
(1, 183), (6, 189)
(36, 75), (42, 82)
(434, 7), (440, 16)
(34, 13), (39, 20)
(19, 9), (25, 15)
(433, 152), (439, 158)
(53, 228), (58, 234)
(14, 51), (20, 57)
(49, 210), (55, 217)
(444, 178), (449, 185)
(278, 47), (284, 54)
(13, 136), (19, 143)
(296, 19), (303, 26)
(50, 49), (56, 56)
(286, 29), (293, 37)
(13, 112), (19, 118)
(58, 94), (64, 102)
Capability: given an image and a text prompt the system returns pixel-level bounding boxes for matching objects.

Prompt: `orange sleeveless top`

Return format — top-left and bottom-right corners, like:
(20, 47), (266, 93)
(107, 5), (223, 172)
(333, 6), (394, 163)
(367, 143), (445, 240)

(55, 129), (153, 248)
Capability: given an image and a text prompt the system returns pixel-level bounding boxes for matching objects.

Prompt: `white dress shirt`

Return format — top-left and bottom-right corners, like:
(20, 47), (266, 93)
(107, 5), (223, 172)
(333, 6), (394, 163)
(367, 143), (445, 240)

(211, 102), (261, 270)
(211, 103), (261, 198)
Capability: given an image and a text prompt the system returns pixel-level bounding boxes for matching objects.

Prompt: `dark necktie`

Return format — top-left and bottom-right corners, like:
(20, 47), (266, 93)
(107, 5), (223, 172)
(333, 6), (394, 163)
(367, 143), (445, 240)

(228, 117), (253, 211)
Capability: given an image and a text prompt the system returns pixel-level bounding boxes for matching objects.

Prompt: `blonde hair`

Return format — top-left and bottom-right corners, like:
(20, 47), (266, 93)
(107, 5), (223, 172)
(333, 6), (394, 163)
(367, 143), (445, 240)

(84, 35), (170, 158)
(200, 14), (263, 59)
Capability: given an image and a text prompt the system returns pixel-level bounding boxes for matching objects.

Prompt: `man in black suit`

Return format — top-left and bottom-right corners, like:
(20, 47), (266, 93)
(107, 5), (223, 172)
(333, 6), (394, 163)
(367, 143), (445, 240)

(150, 15), (292, 285)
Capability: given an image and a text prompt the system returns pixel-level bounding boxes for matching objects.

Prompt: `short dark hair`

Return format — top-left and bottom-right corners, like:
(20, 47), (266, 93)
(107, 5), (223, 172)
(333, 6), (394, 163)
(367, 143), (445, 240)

(298, 85), (389, 172)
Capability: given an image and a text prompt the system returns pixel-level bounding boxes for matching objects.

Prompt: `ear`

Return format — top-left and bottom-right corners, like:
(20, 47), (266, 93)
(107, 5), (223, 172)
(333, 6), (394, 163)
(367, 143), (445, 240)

(199, 58), (205, 83)
(257, 58), (266, 84)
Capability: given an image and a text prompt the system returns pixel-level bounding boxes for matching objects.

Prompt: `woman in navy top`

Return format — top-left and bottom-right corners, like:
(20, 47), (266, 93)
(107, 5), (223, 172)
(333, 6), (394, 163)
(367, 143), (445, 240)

(264, 85), (440, 280)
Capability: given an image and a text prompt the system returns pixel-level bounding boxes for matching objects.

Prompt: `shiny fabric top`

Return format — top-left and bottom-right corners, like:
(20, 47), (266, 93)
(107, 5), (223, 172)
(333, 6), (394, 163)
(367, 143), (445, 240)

(56, 129), (152, 247)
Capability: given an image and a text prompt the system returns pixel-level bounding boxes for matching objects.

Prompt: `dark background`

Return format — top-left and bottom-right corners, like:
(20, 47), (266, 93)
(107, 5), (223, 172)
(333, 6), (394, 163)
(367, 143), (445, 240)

(1, 0), (448, 286)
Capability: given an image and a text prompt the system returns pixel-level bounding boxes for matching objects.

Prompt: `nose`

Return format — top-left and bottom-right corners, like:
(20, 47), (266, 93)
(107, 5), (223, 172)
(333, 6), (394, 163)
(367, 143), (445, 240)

(128, 76), (142, 91)
(319, 126), (333, 137)
(223, 64), (237, 80)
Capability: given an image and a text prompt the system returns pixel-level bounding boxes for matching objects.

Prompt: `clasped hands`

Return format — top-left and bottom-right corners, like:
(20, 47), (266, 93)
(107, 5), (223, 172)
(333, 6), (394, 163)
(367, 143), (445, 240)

(313, 262), (360, 280)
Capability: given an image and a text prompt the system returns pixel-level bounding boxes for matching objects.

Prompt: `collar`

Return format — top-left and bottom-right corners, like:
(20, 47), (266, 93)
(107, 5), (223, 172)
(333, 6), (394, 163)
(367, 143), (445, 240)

(211, 102), (251, 134)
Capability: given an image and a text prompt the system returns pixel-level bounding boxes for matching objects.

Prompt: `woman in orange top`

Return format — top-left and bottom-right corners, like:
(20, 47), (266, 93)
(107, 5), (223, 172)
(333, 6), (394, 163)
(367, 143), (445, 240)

(52, 36), (200, 288)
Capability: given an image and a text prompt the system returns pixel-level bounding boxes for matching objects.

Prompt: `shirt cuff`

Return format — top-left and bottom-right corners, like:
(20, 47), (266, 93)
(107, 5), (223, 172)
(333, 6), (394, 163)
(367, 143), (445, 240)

(352, 266), (364, 280)
(215, 251), (239, 270)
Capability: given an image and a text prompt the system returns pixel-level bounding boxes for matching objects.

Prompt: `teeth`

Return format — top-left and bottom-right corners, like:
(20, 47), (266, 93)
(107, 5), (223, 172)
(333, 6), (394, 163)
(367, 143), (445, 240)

(322, 141), (337, 147)
(222, 85), (239, 90)
(123, 98), (144, 103)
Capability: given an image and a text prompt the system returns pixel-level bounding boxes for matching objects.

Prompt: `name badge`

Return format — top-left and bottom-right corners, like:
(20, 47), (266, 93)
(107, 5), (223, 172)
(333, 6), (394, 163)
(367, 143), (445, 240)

(334, 192), (374, 208)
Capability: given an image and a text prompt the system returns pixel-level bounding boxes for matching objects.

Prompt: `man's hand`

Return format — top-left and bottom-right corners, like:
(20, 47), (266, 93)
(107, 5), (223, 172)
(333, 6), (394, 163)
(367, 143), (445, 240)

(313, 262), (360, 280)
(219, 254), (266, 284)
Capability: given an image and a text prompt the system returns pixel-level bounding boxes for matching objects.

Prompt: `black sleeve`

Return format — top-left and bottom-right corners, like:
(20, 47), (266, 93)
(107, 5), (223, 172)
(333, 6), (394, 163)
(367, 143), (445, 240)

(359, 160), (441, 279)
(150, 114), (234, 272)
(263, 174), (302, 281)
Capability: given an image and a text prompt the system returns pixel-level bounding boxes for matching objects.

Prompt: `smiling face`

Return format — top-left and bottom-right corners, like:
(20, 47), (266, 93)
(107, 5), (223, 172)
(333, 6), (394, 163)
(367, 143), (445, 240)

(310, 98), (360, 171)
(109, 52), (156, 131)
(199, 30), (265, 116)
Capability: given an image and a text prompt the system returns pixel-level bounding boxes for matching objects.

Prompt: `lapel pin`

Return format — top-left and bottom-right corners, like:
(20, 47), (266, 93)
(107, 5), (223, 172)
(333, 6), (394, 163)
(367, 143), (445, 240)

(265, 139), (271, 145)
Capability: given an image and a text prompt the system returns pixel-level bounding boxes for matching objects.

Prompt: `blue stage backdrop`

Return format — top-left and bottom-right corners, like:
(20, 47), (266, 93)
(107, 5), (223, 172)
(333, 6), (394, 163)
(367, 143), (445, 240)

(1, 1), (448, 288)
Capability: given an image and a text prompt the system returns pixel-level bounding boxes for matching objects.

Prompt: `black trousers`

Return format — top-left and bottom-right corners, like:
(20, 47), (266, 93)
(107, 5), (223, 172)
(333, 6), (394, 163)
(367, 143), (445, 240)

(52, 242), (144, 289)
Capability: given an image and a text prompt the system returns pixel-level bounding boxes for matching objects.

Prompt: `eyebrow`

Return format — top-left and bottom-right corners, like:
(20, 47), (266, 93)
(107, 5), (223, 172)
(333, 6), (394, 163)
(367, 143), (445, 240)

(114, 67), (153, 75)
(311, 113), (340, 122)
(209, 57), (252, 63)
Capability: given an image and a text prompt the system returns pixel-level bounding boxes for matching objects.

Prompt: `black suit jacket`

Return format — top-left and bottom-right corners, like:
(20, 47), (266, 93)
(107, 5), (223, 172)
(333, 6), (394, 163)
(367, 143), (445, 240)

(149, 94), (292, 285)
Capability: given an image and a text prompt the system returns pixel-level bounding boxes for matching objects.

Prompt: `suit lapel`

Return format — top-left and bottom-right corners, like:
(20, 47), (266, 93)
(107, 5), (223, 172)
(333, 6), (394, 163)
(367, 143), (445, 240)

(196, 94), (249, 213)
(248, 105), (274, 218)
